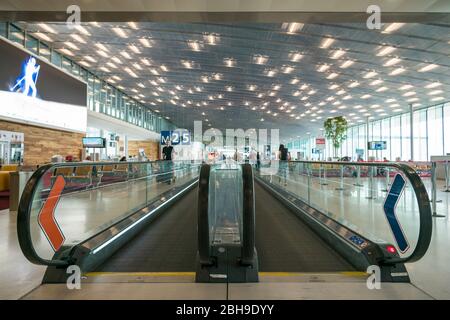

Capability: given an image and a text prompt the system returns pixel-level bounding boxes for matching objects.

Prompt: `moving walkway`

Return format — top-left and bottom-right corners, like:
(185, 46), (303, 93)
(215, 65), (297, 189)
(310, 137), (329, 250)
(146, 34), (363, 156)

(16, 159), (433, 298)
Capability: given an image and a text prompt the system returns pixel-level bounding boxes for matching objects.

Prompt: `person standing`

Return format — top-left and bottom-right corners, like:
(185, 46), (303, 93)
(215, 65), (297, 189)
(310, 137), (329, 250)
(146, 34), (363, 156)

(278, 144), (288, 186)
(256, 152), (261, 170)
(162, 141), (175, 184)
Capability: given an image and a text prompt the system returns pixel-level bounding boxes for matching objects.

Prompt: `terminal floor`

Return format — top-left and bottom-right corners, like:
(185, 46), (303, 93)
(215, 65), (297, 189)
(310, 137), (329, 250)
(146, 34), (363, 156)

(0, 178), (449, 299)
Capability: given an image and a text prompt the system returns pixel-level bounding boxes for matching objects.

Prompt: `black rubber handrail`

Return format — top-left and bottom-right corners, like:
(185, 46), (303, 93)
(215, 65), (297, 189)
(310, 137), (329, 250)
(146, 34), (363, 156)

(197, 164), (214, 266)
(263, 160), (433, 264)
(17, 160), (201, 267)
(240, 163), (256, 266)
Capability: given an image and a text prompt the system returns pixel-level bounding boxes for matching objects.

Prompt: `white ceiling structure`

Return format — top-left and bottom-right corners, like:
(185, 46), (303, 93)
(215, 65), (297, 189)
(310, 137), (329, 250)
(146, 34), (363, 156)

(18, 20), (450, 141)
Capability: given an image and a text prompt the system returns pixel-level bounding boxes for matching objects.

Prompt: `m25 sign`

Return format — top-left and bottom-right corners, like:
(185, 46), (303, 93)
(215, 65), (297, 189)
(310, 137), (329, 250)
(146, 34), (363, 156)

(160, 130), (191, 145)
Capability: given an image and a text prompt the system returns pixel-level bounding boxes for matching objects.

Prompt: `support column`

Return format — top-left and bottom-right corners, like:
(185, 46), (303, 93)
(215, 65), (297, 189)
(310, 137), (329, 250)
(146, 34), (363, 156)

(410, 103), (414, 161)
(366, 116), (370, 161)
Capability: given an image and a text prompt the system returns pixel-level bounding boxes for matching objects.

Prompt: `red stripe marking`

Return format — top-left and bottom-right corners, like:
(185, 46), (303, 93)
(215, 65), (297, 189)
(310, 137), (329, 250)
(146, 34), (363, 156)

(38, 175), (66, 251)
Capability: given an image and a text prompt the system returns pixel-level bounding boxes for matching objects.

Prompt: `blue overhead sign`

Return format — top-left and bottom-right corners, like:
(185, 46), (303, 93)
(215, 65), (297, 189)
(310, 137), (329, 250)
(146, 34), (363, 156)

(383, 174), (409, 253)
(160, 130), (190, 145)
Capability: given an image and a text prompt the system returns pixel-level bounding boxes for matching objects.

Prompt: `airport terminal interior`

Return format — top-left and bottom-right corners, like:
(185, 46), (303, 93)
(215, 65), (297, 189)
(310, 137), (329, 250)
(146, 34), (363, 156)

(1, 2), (450, 301)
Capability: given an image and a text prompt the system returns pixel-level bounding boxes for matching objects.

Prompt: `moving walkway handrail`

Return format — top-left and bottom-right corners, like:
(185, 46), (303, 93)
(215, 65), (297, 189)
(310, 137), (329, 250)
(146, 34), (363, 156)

(241, 163), (256, 266)
(197, 163), (256, 267)
(197, 164), (214, 266)
(17, 160), (199, 267)
(263, 160), (432, 264)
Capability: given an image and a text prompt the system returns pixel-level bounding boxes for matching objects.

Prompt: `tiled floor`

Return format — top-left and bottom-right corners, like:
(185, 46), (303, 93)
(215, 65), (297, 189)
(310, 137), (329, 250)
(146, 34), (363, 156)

(0, 173), (449, 299)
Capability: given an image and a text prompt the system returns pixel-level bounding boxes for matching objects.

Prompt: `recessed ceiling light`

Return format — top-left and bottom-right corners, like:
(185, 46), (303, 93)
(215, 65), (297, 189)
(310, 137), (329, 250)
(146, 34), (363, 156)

(65, 42), (79, 50)
(348, 81), (360, 88)
(384, 57), (401, 67)
(382, 23), (405, 34)
(361, 94), (371, 99)
(128, 44), (140, 54)
(390, 67), (405, 76)
(254, 54), (269, 65)
(112, 27), (127, 38)
(431, 96), (445, 101)
(289, 52), (303, 62)
(320, 37), (335, 49)
(203, 33), (220, 45)
(376, 87), (388, 92)
(363, 71), (377, 79)
(34, 32), (52, 42)
(418, 64), (438, 72)
(37, 23), (56, 34)
(425, 82), (441, 89)
(317, 64), (330, 72)
(85, 56), (97, 63)
(428, 90), (443, 95)
(370, 79), (383, 86)
(124, 67), (138, 78)
(282, 22), (304, 34)
(79, 61), (91, 68)
(331, 49), (345, 59)
(327, 73), (339, 79)
(127, 21), (138, 30)
(58, 48), (73, 56)
(282, 65), (294, 74)
(403, 91), (416, 97)
(75, 25), (91, 36)
(181, 60), (193, 69)
(70, 34), (86, 43)
(340, 60), (354, 68)
(224, 58), (236, 67)
(188, 40), (203, 51)
(291, 78), (300, 84)
(120, 51), (132, 59)
(265, 69), (277, 77)
(139, 38), (152, 48)
(106, 62), (117, 69)
(377, 46), (396, 56)
(95, 43), (109, 52)
(399, 84), (413, 90)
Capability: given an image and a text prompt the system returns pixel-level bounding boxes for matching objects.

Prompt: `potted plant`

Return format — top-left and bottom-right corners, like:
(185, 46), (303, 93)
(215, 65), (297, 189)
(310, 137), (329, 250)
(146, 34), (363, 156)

(323, 116), (348, 158)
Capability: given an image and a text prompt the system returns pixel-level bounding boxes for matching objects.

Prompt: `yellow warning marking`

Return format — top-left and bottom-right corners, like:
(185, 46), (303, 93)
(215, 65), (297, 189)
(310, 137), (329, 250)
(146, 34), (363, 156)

(258, 271), (367, 277)
(84, 272), (195, 277)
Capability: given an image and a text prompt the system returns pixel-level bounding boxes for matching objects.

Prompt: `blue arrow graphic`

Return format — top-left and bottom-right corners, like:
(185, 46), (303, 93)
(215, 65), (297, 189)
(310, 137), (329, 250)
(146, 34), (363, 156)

(383, 174), (409, 253)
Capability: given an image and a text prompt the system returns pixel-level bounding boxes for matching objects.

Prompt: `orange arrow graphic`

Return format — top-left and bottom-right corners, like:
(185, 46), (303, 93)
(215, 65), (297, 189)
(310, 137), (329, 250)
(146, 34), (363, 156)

(38, 175), (66, 251)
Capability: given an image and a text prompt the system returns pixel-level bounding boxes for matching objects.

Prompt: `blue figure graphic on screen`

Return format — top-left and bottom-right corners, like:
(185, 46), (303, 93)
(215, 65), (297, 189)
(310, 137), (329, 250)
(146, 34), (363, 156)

(10, 57), (40, 98)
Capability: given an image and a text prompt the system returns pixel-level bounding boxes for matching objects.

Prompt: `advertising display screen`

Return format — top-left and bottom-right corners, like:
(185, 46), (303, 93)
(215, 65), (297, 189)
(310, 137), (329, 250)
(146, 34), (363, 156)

(0, 38), (87, 132)
(82, 137), (106, 148)
(0, 38), (87, 106)
(368, 141), (387, 150)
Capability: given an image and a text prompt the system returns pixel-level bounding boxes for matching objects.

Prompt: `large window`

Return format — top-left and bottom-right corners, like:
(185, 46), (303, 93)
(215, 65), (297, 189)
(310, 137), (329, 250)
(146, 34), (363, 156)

(401, 113), (411, 161)
(391, 116), (401, 161)
(444, 103), (450, 155)
(413, 109), (427, 161)
(427, 105), (444, 157)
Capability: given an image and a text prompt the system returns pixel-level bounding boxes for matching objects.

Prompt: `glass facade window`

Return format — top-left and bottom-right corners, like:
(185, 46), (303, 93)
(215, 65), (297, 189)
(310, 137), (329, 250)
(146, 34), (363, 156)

(391, 116), (401, 161)
(291, 102), (449, 162)
(9, 24), (24, 45)
(401, 113), (411, 161)
(427, 105), (444, 157)
(413, 109), (427, 161)
(0, 22), (6, 37)
(39, 42), (51, 61)
(444, 103), (450, 155)
(25, 34), (39, 54)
